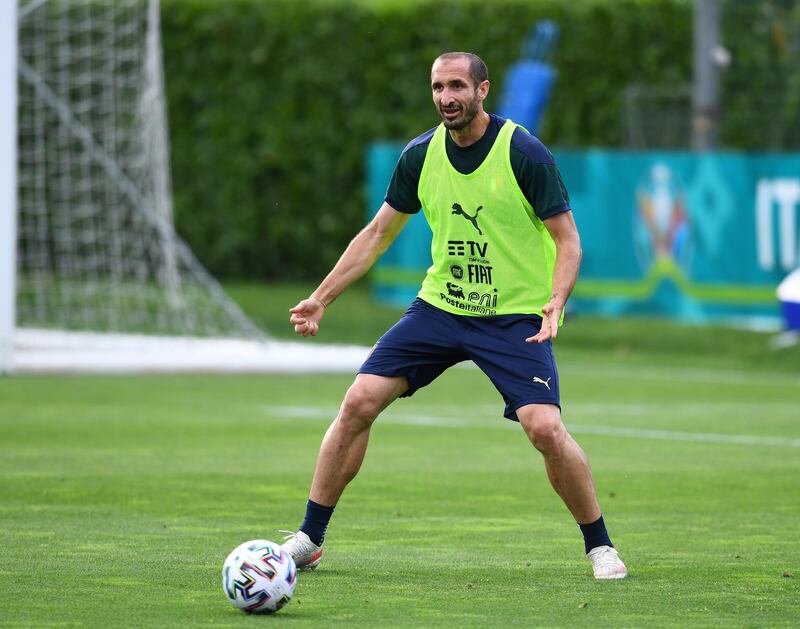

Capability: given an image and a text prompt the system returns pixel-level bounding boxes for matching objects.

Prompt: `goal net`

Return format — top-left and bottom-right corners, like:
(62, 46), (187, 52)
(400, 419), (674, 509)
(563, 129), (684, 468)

(8, 0), (366, 373)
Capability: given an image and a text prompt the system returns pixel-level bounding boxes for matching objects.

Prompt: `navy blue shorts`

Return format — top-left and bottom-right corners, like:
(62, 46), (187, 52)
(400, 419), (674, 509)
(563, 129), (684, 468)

(359, 298), (560, 421)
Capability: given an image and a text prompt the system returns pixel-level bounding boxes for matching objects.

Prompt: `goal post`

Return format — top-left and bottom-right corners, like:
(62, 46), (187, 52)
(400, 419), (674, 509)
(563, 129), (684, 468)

(0, 1), (17, 375)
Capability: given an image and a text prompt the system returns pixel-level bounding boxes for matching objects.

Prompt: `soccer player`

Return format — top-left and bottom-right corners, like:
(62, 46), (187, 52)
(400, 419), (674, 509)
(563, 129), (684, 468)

(282, 52), (627, 579)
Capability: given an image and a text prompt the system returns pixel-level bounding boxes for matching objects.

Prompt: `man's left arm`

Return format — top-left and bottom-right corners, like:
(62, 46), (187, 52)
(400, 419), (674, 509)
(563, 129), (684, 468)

(526, 210), (582, 343)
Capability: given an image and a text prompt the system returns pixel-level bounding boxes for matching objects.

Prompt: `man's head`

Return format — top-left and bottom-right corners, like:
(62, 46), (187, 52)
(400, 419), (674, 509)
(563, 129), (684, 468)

(431, 52), (490, 131)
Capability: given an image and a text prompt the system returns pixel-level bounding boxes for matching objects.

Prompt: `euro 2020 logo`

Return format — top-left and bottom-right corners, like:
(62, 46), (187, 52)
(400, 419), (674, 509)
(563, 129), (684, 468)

(634, 163), (693, 272)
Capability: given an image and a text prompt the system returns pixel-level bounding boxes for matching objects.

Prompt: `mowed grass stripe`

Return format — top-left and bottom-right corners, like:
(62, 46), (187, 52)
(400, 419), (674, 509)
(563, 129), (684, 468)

(267, 406), (800, 448)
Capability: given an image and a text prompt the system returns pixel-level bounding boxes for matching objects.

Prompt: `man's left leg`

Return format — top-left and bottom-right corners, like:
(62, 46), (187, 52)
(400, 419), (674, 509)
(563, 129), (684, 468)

(516, 403), (627, 579)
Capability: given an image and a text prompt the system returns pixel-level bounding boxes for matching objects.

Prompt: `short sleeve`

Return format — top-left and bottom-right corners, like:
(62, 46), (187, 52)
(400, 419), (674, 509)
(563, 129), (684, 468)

(384, 128), (434, 214)
(510, 128), (571, 220)
(384, 147), (424, 214)
(526, 163), (571, 220)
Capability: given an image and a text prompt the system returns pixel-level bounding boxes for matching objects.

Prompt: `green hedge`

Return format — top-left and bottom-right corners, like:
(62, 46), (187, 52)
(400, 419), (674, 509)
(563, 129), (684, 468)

(160, 0), (796, 280)
(720, 0), (800, 149)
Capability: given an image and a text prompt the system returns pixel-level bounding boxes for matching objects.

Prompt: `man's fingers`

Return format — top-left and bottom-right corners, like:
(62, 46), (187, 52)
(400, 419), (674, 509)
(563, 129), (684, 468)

(293, 319), (320, 337)
(542, 303), (562, 341)
(289, 313), (306, 325)
(525, 320), (552, 343)
(548, 313), (560, 339)
(525, 305), (561, 343)
(525, 329), (551, 343)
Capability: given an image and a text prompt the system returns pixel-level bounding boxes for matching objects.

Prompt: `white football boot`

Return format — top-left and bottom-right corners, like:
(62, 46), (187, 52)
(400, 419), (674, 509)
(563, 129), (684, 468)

(587, 545), (627, 579)
(280, 530), (323, 571)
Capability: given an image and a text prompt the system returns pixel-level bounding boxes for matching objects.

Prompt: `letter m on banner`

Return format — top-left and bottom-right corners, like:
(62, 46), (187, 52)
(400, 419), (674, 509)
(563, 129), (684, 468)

(756, 178), (800, 271)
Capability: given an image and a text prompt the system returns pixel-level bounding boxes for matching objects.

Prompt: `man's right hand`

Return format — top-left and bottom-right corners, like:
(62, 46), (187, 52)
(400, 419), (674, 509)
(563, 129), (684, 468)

(289, 297), (326, 337)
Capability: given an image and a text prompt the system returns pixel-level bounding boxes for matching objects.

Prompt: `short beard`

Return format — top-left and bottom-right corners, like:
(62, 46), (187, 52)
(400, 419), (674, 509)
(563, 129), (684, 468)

(441, 97), (479, 130)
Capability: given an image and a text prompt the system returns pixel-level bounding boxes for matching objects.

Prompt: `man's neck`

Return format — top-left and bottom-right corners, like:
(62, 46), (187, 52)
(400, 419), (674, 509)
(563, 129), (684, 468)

(448, 111), (490, 148)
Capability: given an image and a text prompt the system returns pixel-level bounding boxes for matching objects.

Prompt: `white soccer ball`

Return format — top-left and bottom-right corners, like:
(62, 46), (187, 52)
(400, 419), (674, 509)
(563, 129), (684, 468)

(222, 539), (297, 614)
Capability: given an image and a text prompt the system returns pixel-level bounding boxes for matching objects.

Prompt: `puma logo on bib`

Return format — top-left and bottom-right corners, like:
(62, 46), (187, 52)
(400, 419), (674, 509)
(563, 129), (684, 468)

(451, 203), (484, 235)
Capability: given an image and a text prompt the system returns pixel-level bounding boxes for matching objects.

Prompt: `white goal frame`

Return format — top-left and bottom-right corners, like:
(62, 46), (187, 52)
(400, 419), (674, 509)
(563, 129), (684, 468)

(2, 0), (367, 375)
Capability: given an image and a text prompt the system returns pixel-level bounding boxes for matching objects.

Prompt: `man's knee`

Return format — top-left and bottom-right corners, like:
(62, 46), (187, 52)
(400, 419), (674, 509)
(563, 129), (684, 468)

(517, 404), (567, 454)
(338, 375), (404, 429)
(339, 385), (379, 429)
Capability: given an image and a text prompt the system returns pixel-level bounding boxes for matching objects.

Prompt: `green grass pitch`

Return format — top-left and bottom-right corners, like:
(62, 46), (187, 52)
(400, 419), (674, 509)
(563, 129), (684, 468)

(1, 347), (798, 627)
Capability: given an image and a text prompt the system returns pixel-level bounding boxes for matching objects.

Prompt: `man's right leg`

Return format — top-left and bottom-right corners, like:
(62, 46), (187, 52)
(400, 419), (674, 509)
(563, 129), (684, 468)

(282, 373), (408, 569)
(310, 373), (408, 505)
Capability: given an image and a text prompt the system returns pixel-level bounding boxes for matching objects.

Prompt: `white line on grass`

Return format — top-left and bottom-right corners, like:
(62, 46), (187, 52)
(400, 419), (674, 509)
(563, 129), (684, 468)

(564, 424), (800, 448)
(267, 406), (800, 448)
(560, 363), (800, 387)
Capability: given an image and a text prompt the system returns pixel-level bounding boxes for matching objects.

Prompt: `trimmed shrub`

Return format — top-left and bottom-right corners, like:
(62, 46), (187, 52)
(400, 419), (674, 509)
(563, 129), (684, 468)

(160, 0), (796, 279)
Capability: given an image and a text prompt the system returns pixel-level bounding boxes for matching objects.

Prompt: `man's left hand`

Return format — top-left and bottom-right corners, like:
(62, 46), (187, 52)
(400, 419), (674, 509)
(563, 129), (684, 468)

(525, 300), (562, 343)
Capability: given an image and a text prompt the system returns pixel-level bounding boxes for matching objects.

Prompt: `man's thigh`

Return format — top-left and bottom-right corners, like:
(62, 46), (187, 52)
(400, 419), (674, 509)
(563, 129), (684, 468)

(359, 298), (467, 398)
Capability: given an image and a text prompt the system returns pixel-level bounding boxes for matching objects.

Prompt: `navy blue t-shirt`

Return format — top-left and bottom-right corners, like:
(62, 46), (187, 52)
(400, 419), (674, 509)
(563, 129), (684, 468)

(385, 114), (571, 221)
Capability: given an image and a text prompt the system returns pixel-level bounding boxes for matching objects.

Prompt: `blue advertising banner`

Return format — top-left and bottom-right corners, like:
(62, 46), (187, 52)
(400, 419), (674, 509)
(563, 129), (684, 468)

(367, 144), (800, 325)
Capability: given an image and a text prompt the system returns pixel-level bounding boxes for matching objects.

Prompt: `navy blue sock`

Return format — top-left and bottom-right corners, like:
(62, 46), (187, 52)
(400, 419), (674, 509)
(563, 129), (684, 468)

(299, 499), (335, 546)
(578, 515), (613, 554)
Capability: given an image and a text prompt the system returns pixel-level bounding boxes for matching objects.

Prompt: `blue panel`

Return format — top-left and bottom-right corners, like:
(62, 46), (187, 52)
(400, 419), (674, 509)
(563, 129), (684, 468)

(366, 142), (431, 308)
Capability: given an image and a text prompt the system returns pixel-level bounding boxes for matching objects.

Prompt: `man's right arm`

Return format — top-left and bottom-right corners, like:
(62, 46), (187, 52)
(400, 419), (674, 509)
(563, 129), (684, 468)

(289, 203), (411, 337)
